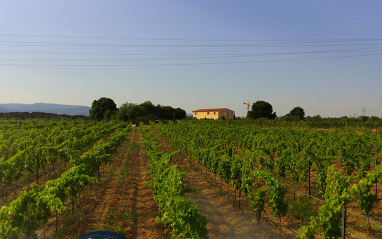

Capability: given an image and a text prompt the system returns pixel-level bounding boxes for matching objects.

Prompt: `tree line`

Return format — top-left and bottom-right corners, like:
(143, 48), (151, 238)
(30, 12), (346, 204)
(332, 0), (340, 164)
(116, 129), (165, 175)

(89, 97), (186, 124)
(247, 100), (381, 121)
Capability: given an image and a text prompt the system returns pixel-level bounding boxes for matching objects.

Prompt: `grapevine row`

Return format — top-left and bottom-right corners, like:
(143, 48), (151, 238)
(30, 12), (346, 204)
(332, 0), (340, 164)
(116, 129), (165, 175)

(0, 124), (130, 238)
(153, 120), (382, 238)
(140, 125), (208, 239)
(0, 121), (125, 198)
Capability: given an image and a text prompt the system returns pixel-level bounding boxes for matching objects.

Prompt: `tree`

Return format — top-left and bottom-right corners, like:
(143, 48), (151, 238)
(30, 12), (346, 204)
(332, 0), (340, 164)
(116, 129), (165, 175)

(116, 103), (129, 121)
(89, 97), (117, 121)
(247, 101), (277, 119)
(289, 106), (305, 120)
(159, 106), (174, 120)
(140, 101), (156, 116)
(174, 108), (186, 120)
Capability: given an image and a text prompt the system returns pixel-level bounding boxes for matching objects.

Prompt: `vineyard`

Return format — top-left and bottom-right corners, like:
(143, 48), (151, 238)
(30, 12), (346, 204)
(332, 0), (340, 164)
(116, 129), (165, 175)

(152, 120), (382, 238)
(0, 119), (130, 238)
(0, 118), (381, 238)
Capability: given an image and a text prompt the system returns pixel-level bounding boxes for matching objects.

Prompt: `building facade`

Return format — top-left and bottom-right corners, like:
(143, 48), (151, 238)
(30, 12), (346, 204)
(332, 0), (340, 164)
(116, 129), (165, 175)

(192, 108), (235, 120)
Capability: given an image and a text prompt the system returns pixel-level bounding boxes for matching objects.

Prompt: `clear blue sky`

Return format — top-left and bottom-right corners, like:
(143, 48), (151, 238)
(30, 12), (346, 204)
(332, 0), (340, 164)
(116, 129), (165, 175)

(1, 1), (381, 117)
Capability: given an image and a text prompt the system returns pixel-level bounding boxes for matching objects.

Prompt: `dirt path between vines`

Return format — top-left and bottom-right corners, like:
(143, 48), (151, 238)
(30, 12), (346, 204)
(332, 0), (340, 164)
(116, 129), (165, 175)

(122, 128), (169, 239)
(50, 128), (169, 239)
(153, 129), (282, 239)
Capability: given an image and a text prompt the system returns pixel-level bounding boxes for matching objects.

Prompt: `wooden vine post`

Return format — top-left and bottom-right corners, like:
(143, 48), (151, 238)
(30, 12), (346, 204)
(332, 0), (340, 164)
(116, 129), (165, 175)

(238, 169), (242, 209)
(375, 158), (378, 197)
(308, 160), (311, 201)
(342, 205), (347, 239)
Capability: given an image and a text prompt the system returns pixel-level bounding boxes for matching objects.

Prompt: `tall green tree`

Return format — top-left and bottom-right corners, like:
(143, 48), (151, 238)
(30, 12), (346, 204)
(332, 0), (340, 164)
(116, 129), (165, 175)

(89, 97), (117, 121)
(116, 102), (136, 121)
(174, 108), (186, 120)
(140, 101), (156, 116)
(247, 101), (277, 119)
(289, 106), (305, 120)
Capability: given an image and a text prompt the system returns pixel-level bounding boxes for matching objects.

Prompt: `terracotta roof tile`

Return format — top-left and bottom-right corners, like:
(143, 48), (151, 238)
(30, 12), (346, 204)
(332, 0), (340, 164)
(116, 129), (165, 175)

(192, 108), (228, 112)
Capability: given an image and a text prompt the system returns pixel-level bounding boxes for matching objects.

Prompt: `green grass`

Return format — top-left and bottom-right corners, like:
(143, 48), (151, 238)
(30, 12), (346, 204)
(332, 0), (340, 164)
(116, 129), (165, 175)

(103, 208), (135, 233)
(54, 209), (87, 239)
(127, 142), (140, 155)
(287, 195), (319, 223)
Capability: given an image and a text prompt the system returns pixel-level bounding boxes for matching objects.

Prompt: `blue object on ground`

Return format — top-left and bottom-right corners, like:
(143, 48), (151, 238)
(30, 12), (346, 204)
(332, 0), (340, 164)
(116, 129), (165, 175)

(77, 231), (126, 239)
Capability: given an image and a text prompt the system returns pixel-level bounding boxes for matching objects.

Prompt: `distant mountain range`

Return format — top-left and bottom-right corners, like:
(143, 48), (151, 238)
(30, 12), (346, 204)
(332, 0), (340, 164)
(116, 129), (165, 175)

(0, 103), (91, 116)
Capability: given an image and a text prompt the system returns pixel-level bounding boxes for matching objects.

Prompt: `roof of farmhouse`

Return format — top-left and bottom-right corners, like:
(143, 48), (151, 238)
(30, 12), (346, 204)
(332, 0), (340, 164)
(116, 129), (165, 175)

(192, 108), (232, 112)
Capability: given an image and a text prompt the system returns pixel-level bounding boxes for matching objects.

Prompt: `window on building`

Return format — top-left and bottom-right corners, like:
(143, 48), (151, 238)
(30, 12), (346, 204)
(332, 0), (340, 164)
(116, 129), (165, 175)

(214, 112), (216, 115)
(195, 112), (197, 115)
(207, 112), (210, 115)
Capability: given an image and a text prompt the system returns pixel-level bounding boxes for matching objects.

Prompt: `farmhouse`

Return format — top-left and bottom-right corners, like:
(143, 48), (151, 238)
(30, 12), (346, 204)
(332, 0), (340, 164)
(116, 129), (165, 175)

(192, 108), (235, 120)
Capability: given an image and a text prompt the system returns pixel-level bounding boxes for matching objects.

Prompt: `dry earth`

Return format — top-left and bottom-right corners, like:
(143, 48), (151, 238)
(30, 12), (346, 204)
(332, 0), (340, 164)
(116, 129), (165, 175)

(44, 128), (169, 239)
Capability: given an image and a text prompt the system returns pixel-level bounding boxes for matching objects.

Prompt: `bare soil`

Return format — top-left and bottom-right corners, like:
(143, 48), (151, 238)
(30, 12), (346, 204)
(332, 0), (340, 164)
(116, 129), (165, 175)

(44, 128), (168, 239)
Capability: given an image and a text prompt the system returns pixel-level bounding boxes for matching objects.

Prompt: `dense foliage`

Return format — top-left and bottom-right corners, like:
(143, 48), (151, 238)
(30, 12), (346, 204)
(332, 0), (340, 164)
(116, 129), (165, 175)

(140, 125), (208, 238)
(89, 97), (118, 121)
(288, 106), (305, 120)
(152, 119), (382, 238)
(247, 100), (277, 119)
(0, 120), (130, 238)
(116, 101), (186, 124)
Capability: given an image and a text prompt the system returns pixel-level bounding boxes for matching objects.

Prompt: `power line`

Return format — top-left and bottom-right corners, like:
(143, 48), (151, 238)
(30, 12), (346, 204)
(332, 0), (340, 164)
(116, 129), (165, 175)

(1, 33), (382, 42)
(1, 46), (381, 58)
(1, 34), (381, 67)
(1, 41), (382, 48)
(1, 37), (382, 48)
(0, 52), (380, 66)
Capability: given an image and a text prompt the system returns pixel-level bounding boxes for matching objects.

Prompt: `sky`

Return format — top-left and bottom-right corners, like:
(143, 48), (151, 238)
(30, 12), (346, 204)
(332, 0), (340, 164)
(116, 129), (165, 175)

(0, 1), (381, 117)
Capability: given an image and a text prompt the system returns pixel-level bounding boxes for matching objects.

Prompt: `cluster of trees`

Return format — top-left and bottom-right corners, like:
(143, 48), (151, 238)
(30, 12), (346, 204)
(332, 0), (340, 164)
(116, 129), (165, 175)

(90, 97), (186, 124)
(246, 101), (382, 127)
(247, 100), (305, 120)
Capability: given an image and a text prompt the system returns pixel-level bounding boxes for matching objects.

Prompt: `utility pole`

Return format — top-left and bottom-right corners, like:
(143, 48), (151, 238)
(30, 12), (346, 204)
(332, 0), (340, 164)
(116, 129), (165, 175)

(362, 107), (365, 116)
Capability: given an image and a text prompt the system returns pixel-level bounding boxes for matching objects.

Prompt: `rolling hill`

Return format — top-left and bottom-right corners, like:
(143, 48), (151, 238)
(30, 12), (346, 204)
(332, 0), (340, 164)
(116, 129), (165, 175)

(0, 103), (91, 116)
